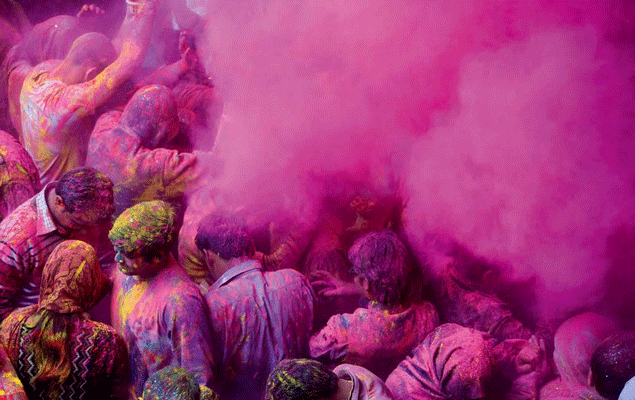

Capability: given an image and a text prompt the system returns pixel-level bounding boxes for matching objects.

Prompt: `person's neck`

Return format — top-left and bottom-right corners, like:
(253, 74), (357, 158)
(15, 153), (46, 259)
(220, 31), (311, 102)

(48, 62), (82, 85)
(213, 255), (252, 280)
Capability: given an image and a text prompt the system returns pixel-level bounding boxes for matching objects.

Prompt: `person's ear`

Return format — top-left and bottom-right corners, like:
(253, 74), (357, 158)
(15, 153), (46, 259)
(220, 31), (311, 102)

(53, 194), (66, 210)
(354, 275), (372, 299)
(202, 248), (215, 270)
(84, 66), (99, 81)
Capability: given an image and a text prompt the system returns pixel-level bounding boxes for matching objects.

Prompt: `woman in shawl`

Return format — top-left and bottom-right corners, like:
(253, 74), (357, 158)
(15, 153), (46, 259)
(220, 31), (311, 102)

(0, 240), (130, 400)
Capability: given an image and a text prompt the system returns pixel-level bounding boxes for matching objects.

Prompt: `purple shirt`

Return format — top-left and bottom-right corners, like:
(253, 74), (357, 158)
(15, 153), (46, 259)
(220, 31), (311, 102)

(334, 364), (395, 400)
(206, 260), (315, 400)
(111, 256), (215, 396)
(310, 301), (439, 380)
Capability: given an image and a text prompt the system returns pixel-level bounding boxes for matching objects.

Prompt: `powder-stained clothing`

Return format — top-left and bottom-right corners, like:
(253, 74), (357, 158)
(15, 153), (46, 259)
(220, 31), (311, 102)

(87, 110), (208, 216)
(112, 256), (215, 396)
(0, 130), (40, 221)
(0, 343), (27, 400)
(540, 312), (618, 400)
(334, 364), (395, 400)
(437, 269), (533, 343)
(310, 300), (439, 380)
(1, 15), (87, 138)
(0, 184), (67, 320)
(20, 61), (97, 184)
(0, 239), (129, 400)
(0, 306), (130, 400)
(385, 323), (497, 400)
(206, 260), (315, 400)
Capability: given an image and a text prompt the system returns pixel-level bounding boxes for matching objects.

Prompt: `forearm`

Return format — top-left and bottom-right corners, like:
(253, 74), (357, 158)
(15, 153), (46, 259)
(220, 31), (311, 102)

(112, 0), (157, 53)
(136, 60), (184, 89)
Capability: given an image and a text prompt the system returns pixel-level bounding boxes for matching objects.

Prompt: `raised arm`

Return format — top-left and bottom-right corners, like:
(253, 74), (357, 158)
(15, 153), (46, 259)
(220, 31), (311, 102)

(77, 0), (157, 108)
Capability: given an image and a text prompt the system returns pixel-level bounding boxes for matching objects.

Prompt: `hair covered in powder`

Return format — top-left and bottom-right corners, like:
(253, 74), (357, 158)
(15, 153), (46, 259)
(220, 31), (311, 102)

(348, 229), (411, 306)
(109, 200), (177, 254)
(265, 358), (338, 400)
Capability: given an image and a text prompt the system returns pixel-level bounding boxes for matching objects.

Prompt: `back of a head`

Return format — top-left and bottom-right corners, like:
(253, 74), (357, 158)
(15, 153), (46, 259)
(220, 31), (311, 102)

(121, 85), (179, 148)
(195, 212), (254, 260)
(591, 331), (635, 400)
(65, 32), (116, 75)
(265, 359), (338, 400)
(348, 229), (410, 306)
(554, 312), (620, 387)
(57, 167), (114, 221)
(143, 367), (201, 400)
(39, 240), (111, 314)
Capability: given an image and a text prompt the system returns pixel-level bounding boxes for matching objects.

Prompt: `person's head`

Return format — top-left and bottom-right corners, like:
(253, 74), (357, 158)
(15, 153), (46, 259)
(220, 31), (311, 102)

(28, 240), (111, 398)
(143, 367), (219, 400)
(173, 83), (215, 126)
(109, 200), (177, 278)
(347, 229), (411, 306)
(553, 312), (620, 388)
(590, 331), (635, 400)
(265, 359), (338, 400)
(39, 240), (111, 313)
(121, 85), (180, 148)
(62, 32), (116, 83)
(195, 212), (255, 278)
(52, 167), (114, 232)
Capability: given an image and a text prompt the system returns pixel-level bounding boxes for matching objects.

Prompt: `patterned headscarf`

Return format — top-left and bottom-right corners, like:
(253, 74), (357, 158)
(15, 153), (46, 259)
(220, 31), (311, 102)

(38, 240), (111, 314)
(109, 200), (176, 254)
(387, 323), (496, 400)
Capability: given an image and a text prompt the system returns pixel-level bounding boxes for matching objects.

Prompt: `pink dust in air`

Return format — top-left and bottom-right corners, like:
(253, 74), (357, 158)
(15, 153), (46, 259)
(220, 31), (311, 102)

(188, 0), (635, 323)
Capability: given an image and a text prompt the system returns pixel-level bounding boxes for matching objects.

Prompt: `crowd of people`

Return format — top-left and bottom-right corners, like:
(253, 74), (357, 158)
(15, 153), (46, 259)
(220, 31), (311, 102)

(0, 0), (634, 399)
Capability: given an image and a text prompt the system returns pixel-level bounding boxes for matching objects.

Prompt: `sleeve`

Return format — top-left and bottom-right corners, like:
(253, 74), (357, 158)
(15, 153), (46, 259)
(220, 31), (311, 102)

(0, 242), (24, 321)
(165, 290), (216, 388)
(109, 333), (133, 400)
(309, 314), (350, 364)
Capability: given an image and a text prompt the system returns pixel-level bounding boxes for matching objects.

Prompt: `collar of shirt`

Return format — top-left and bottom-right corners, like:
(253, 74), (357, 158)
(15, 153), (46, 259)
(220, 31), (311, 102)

(211, 259), (263, 290)
(35, 182), (61, 236)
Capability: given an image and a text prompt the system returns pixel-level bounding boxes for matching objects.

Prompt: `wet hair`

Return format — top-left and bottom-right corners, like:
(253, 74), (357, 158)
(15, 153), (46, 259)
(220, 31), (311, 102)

(265, 359), (338, 400)
(348, 229), (411, 306)
(56, 167), (113, 220)
(121, 85), (179, 148)
(590, 331), (635, 400)
(143, 367), (219, 400)
(66, 32), (116, 72)
(195, 213), (254, 260)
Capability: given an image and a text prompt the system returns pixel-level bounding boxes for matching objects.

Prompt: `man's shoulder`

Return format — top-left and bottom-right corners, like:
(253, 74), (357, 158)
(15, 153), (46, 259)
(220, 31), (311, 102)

(0, 198), (37, 236)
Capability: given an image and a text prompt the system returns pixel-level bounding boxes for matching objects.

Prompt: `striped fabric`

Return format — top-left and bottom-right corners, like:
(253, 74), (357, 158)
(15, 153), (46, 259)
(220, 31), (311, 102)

(0, 185), (67, 320)
(1, 306), (130, 400)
